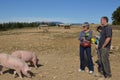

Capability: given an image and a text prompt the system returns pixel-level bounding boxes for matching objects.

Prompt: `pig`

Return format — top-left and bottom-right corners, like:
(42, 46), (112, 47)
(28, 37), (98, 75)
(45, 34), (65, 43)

(11, 50), (39, 68)
(0, 53), (31, 78)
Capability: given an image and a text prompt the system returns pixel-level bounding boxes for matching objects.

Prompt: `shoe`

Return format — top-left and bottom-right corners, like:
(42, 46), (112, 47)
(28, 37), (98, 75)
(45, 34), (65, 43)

(78, 69), (84, 72)
(105, 76), (111, 80)
(97, 76), (111, 80)
(94, 73), (103, 77)
(105, 75), (112, 78)
(89, 71), (93, 74)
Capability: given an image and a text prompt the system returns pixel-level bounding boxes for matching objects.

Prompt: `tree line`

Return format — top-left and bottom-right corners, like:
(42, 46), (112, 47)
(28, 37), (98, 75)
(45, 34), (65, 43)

(0, 22), (57, 31)
(0, 22), (39, 31)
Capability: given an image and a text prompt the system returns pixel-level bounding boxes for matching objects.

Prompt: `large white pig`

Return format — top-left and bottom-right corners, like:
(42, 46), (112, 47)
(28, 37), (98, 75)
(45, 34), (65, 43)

(0, 53), (31, 78)
(11, 50), (39, 68)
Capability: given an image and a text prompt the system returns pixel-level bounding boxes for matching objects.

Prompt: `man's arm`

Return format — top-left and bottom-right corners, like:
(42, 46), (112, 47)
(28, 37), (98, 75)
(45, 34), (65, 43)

(102, 37), (111, 48)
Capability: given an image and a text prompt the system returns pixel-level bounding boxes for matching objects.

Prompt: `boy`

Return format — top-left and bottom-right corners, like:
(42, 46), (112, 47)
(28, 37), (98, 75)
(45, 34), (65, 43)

(95, 26), (103, 74)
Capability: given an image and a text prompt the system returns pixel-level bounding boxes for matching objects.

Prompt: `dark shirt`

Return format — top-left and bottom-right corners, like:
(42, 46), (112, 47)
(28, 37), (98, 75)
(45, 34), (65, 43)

(78, 30), (92, 43)
(98, 25), (112, 49)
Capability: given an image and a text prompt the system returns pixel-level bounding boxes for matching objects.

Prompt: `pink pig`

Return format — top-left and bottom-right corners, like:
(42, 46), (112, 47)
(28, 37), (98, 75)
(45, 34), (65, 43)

(11, 50), (39, 68)
(0, 53), (31, 78)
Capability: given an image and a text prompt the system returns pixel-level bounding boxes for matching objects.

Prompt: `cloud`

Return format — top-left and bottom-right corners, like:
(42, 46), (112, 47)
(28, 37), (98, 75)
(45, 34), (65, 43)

(0, 17), (105, 24)
(0, 17), (75, 23)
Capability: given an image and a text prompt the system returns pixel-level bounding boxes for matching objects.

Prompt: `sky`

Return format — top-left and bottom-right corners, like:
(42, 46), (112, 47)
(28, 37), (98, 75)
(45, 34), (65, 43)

(0, 0), (120, 23)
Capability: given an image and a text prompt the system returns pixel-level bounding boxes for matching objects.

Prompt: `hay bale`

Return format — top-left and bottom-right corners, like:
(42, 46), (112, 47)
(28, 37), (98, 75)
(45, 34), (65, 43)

(38, 24), (49, 32)
(58, 24), (71, 29)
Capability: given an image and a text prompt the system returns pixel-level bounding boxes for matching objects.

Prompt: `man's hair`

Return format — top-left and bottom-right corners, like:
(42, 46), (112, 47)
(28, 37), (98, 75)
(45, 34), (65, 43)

(102, 16), (109, 22)
(97, 26), (102, 31)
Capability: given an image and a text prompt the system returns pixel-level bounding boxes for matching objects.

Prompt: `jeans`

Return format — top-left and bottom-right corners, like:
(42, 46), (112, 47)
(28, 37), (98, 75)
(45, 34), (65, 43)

(99, 48), (112, 78)
(79, 45), (94, 71)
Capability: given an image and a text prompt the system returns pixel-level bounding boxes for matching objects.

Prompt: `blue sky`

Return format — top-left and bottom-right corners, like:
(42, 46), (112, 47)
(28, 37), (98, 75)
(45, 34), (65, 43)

(0, 0), (120, 23)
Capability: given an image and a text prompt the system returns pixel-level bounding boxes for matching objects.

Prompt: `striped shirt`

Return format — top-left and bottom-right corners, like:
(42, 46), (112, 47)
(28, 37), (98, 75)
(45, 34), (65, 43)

(98, 25), (112, 49)
(78, 30), (92, 43)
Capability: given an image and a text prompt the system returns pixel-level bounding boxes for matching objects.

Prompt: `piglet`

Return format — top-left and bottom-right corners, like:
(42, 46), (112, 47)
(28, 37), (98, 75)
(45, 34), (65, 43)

(11, 50), (39, 68)
(0, 53), (31, 78)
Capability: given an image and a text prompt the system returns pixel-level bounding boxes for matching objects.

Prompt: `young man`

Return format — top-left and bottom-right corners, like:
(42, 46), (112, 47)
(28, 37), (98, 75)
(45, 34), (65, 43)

(98, 16), (112, 80)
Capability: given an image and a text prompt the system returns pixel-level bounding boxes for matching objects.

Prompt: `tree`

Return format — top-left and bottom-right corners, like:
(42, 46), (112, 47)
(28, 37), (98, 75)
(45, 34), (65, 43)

(112, 6), (120, 25)
(48, 22), (56, 26)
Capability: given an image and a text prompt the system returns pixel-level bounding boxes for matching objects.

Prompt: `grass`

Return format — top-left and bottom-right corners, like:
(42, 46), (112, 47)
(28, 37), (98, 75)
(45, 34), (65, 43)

(0, 26), (119, 80)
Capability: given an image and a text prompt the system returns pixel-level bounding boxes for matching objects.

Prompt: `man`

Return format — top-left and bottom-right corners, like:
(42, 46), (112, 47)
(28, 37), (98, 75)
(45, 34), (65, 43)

(98, 16), (112, 80)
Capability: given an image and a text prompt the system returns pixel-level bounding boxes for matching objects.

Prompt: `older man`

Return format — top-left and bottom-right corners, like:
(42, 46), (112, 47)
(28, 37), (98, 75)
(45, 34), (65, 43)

(98, 16), (112, 80)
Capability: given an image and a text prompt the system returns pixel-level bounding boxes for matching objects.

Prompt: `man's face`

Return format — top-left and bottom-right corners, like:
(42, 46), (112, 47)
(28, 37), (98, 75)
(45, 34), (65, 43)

(101, 18), (108, 26)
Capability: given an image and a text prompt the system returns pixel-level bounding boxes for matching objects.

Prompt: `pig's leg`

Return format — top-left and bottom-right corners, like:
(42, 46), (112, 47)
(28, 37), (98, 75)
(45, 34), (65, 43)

(13, 71), (17, 78)
(16, 69), (22, 79)
(32, 60), (37, 68)
(0, 66), (3, 75)
(22, 69), (31, 78)
(33, 62), (37, 69)
(26, 71), (31, 78)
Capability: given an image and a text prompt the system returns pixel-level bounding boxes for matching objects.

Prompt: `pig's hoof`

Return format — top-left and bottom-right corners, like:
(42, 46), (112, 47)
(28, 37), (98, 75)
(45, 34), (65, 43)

(13, 75), (17, 78)
(27, 73), (32, 78)
(19, 77), (23, 79)
(35, 66), (38, 69)
(28, 75), (32, 78)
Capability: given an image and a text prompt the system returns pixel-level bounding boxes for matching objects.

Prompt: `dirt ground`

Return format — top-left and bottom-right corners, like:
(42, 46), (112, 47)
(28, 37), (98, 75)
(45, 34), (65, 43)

(0, 26), (120, 80)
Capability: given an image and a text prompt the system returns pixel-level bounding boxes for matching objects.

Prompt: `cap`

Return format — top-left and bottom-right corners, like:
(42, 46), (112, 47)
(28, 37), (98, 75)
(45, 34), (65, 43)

(82, 22), (89, 27)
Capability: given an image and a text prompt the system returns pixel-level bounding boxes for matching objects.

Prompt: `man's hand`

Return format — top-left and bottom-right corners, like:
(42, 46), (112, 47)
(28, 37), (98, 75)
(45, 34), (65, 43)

(95, 35), (99, 38)
(102, 37), (111, 48)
